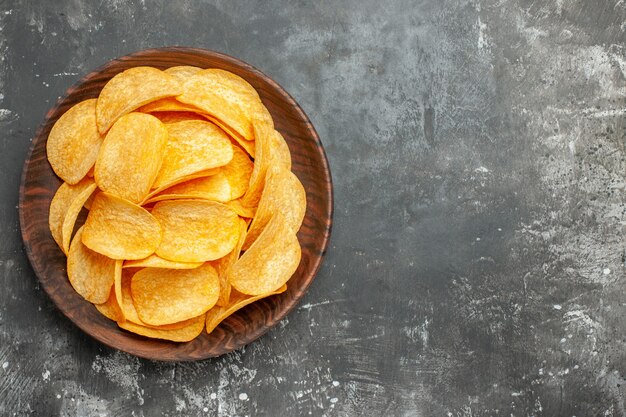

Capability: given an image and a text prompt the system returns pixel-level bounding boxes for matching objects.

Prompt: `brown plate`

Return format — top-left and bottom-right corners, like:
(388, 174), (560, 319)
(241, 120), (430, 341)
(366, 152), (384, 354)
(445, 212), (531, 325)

(18, 47), (333, 361)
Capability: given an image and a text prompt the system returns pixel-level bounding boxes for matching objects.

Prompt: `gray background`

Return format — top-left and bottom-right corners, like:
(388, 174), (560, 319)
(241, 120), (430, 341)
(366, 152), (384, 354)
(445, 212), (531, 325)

(1, 0), (625, 416)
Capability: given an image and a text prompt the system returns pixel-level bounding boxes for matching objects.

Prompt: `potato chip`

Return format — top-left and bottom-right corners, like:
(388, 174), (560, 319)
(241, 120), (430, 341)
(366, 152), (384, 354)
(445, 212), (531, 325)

(67, 227), (117, 304)
(270, 130), (292, 170)
(87, 166), (95, 178)
(123, 254), (203, 270)
(203, 114), (256, 158)
(241, 120), (273, 207)
(131, 264), (220, 325)
(206, 285), (287, 333)
(84, 191), (96, 210)
(139, 97), (203, 114)
(152, 111), (207, 124)
(114, 268), (196, 329)
(141, 169), (219, 204)
(164, 65), (202, 81)
(61, 183), (98, 255)
(147, 144), (252, 203)
(96, 66), (182, 134)
(229, 213), (301, 295)
(47, 99), (103, 184)
(82, 192), (162, 260)
(243, 166), (306, 249)
(151, 200), (239, 262)
(118, 313), (205, 342)
(221, 145), (254, 200)
(49, 177), (97, 254)
(178, 69), (272, 141)
(152, 120), (233, 189)
(145, 172), (232, 204)
(94, 112), (168, 203)
(95, 285), (124, 323)
(213, 218), (248, 307)
(226, 199), (257, 218)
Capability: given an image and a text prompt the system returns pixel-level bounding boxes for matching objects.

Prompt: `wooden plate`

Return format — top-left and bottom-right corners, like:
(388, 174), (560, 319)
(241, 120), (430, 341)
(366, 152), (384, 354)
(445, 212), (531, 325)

(19, 47), (333, 361)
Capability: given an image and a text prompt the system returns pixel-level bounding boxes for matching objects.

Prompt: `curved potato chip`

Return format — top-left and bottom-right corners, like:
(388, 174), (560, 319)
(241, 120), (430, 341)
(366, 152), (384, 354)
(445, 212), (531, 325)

(229, 214), (301, 295)
(178, 69), (272, 141)
(203, 114), (255, 158)
(139, 97), (203, 114)
(152, 111), (207, 124)
(94, 112), (168, 203)
(141, 169), (219, 204)
(222, 145), (254, 200)
(95, 285), (124, 323)
(82, 192), (162, 260)
(49, 177), (96, 254)
(270, 130), (292, 170)
(84, 191), (97, 211)
(123, 254), (203, 270)
(226, 199), (256, 218)
(131, 264), (220, 325)
(47, 99), (103, 184)
(145, 172), (231, 204)
(241, 120), (273, 207)
(152, 200), (240, 262)
(243, 166), (306, 249)
(61, 182), (98, 255)
(115, 268), (196, 329)
(206, 285), (287, 333)
(164, 65), (202, 81)
(96, 66), (182, 134)
(152, 120), (233, 189)
(118, 314), (205, 342)
(67, 227), (117, 304)
(214, 218), (248, 307)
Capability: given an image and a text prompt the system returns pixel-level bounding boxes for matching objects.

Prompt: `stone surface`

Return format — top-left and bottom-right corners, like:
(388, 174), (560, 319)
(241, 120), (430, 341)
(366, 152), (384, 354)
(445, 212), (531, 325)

(1, 0), (626, 415)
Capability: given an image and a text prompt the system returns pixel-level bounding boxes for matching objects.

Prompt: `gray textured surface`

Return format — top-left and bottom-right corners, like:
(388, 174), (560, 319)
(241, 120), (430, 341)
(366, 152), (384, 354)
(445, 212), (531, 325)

(1, 0), (625, 415)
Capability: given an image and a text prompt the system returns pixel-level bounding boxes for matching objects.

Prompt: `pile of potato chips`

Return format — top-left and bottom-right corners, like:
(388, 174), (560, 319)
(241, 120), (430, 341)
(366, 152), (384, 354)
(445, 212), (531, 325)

(47, 66), (306, 342)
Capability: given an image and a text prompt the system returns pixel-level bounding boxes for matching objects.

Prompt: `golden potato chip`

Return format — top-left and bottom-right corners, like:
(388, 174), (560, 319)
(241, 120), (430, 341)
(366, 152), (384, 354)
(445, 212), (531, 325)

(114, 268), (196, 329)
(270, 130), (292, 170)
(139, 97), (203, 114)
(82, 192), (162, 260)
(203, 114), (256, 158)
(226, 199), (257, 218)
(118, 314), (205, 342)
(152, 120), (233, 189)
(49, 177), (97, 254)
(47, 99), (103, 184)
(221, 145), (254, 200)
(229, 213), (301, 295)
(67, 227), (117, 304)
(243, 166), (306, 249)
(61, 183), (98, 255)
(241, 120), (273, 207)
(94, 112), (168, 203)
(84, 191), (96, 210)
(214, 218), (248, 307)
(178, 69), (272, 141)
(95, 285), (124, 323)
(152, 111), (207, 124)
(145, 172), (231, 204)
(96, 66), (182, 134)
(123, 254), (203, 270)
(141, 169), (219, 204)
(206, 285), (287, 333)
(151, 200), (239, 262)
(164, 65), (202, 81)
(131, 264), (220, 325)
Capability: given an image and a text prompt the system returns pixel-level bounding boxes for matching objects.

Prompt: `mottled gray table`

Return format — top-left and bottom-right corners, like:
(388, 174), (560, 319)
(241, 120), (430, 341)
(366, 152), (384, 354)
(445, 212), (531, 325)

(1, 1), (625, 416)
